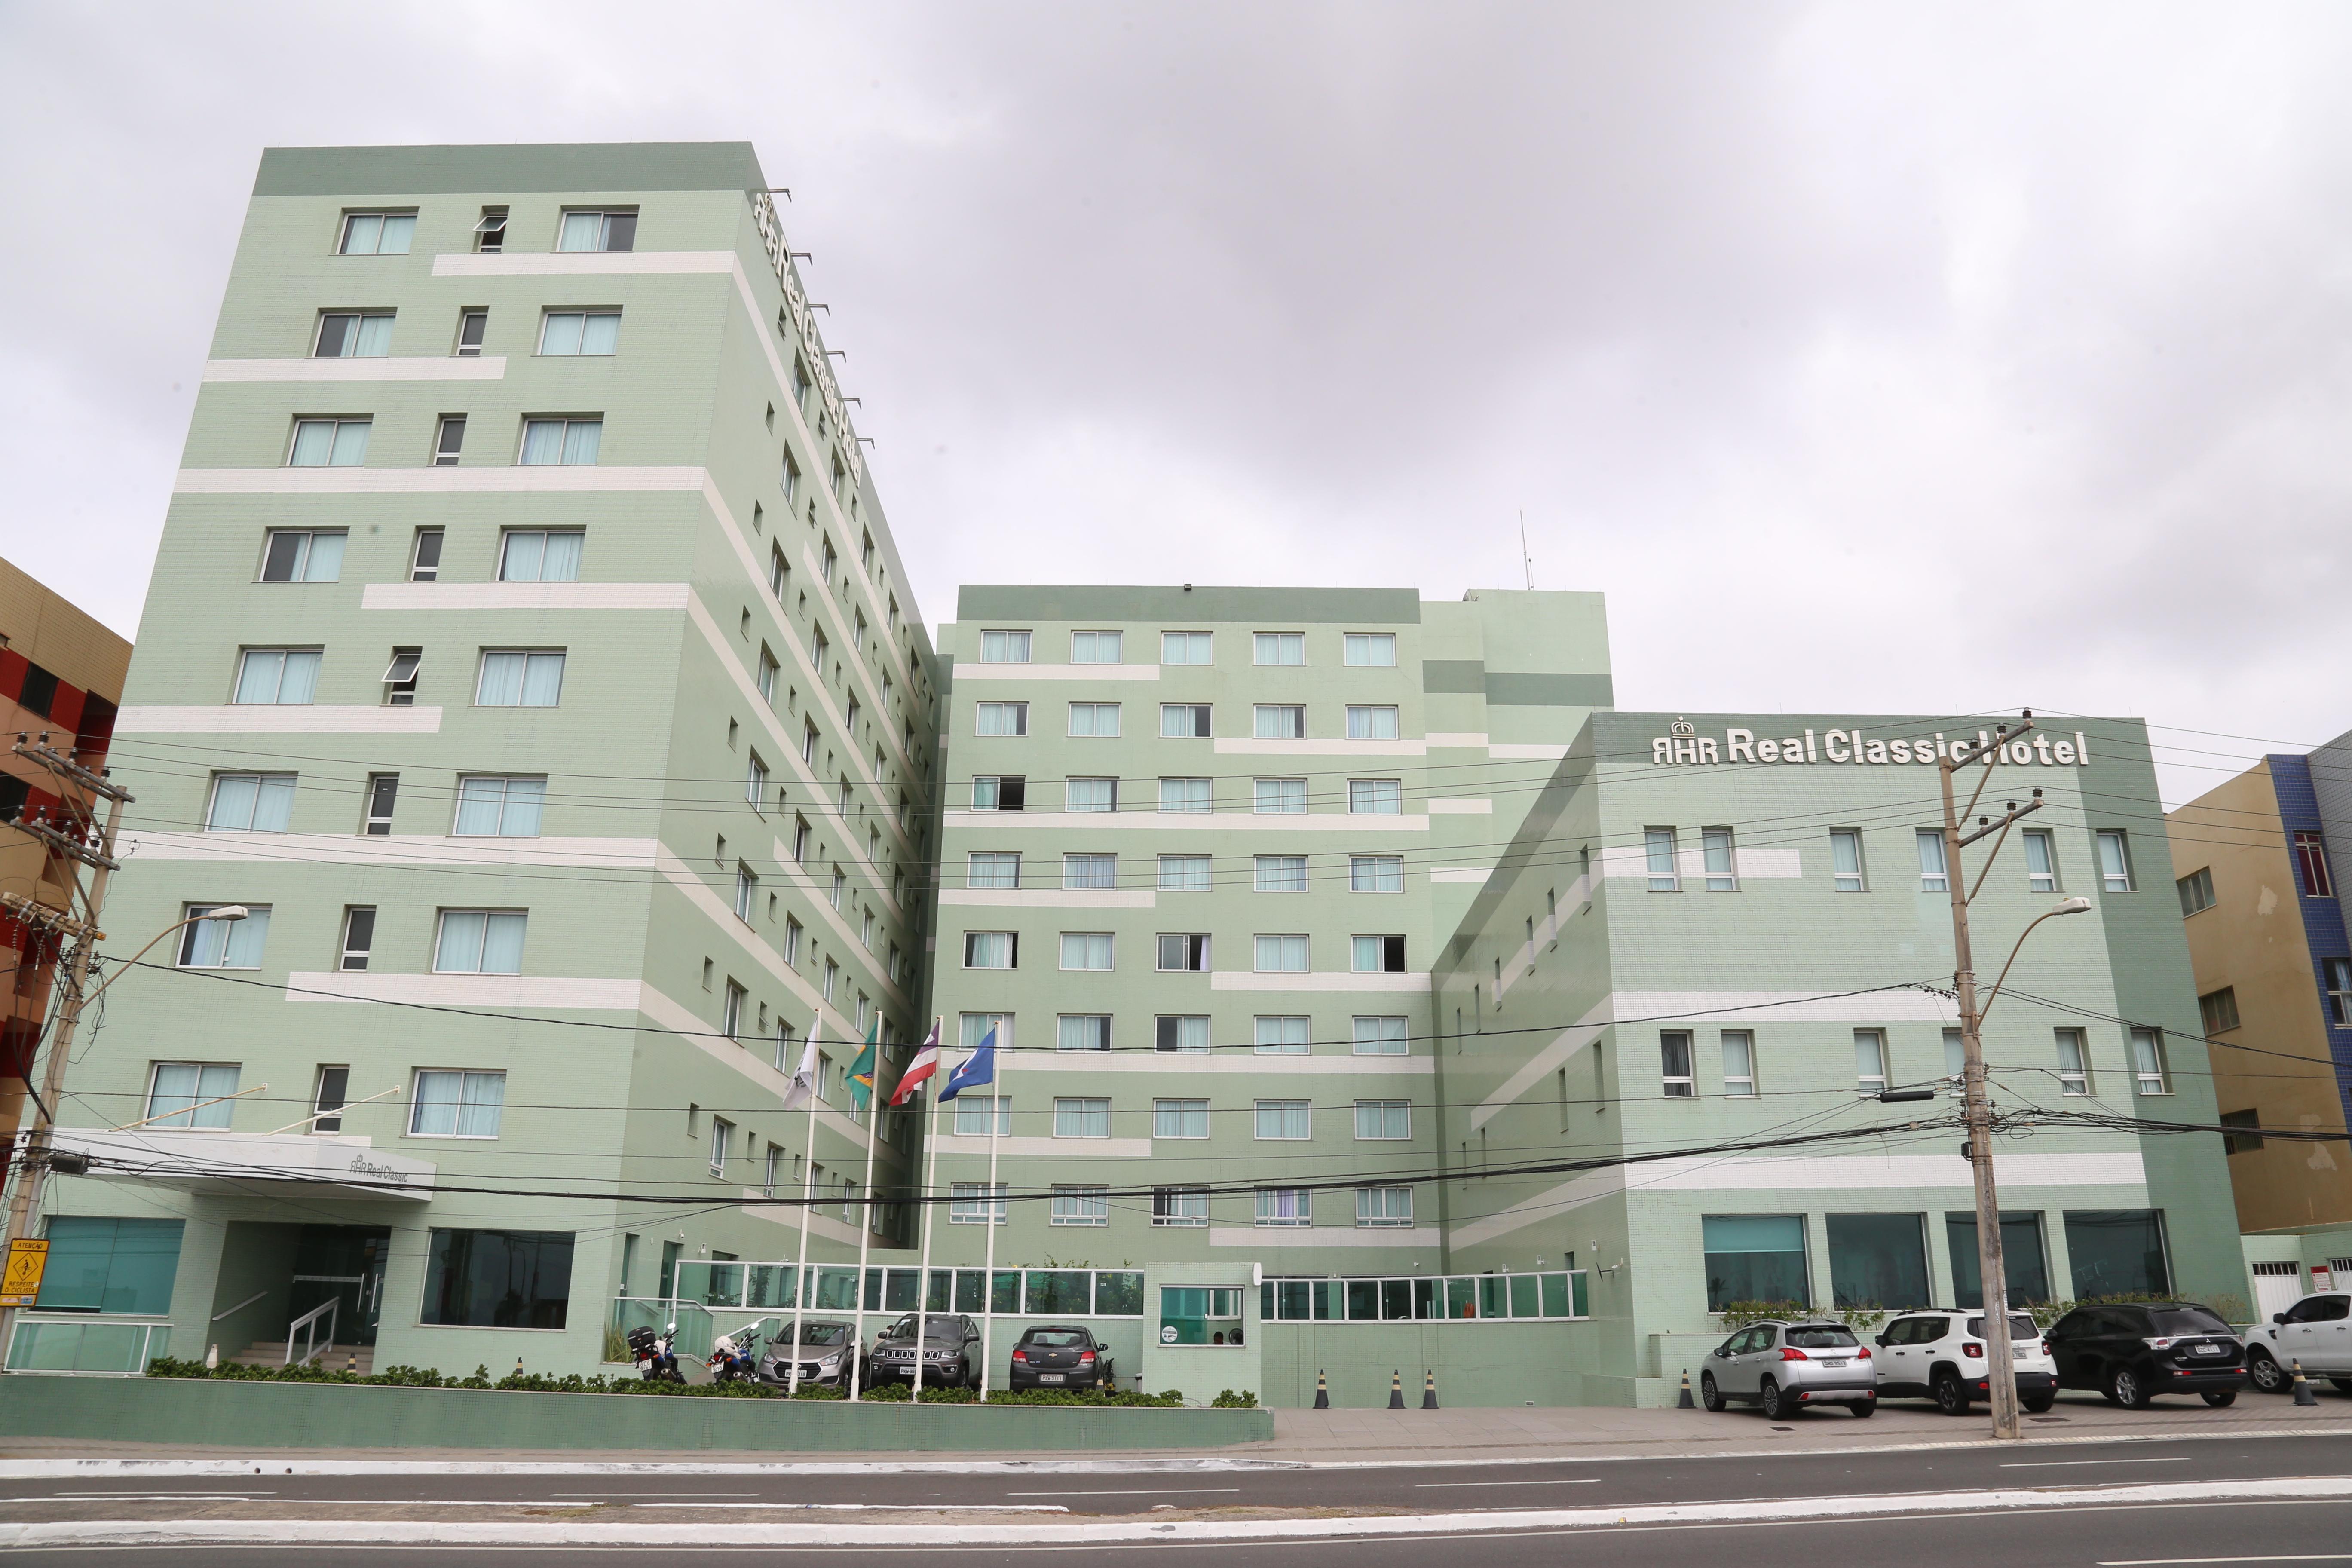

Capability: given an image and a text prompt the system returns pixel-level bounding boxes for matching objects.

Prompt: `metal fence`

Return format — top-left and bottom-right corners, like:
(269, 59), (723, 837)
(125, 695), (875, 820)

(1259, 1271), (1589, 1322)
(665, 1262), (1147, 1319)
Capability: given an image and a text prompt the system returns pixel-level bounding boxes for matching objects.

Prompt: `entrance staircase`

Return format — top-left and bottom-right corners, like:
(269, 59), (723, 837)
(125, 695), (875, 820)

(229, 1342), (375, 1375)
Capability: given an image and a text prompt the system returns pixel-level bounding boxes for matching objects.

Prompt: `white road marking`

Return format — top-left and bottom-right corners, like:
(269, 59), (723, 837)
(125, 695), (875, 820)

(630, 1502), (1069, 1513)
(1007, 1488), (1242, 1497)
(2101, 1559), (2352, 1565)
(2002, 1458), (2196, 1468)
(547, 1491), (757, 1496)
(1415, 1479), (1605, 1488)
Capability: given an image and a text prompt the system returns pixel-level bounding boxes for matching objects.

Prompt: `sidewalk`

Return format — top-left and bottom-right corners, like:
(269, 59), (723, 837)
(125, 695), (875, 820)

(5, 1389), (2349, 1469)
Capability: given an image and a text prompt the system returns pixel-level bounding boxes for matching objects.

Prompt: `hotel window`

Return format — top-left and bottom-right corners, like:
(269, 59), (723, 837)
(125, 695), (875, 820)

(1256, 1189), (1311, 1228)
(1057, 1014), (1111, 1053)
(1156, 1016), (1210, 1054)
(518, 416), (602, 466)
(453, 776), (546, 837)
(473, 208), (506, 252)
(1853, 1029), (1888, 1095)
(1350, 855), (1404, 893)
(1660, 1031), (1695, 1097)
(1702, 827), (1736, 891)
(2023, 828), (2059, 893)
(205, 773), (295, 833)
(1050, 1186), (1110, 1226)
(288, 417), (370, 467)
(1159, 776), (1211, 813)
(1066, 777), (1117, 813)
(425, 413), (466, 469)
(971, 774), (1026, 811)
(146, 1062), (242, 1130)
(1353, 1016), (1409, 1055)
(2220, 1110), (2265, 1155)
(556, 209), (637, 252)
(1344, 632), (1396, 667)
(1253, 778), (1307, 814)
(498, 530), (584, 583)
(783, 918), (802, 965)
(1059, 932), (1113, 971)
(315, 311), (395, 359)
(721, 982), (746, 1041)
(2054, 1028), (2090, 1095)
(1645, 828), (1678, 892)
(1158, 934), (1211, 972)
(339, 906), (375, 971)
(455, 310), (487, 356)
(1161, 631), (1213, 664)
(1721, 1031), (1757, 1097)
(476, 649), (565, 707)
(409, 528), (444, 580)
(1153, 1187), (1210, 1227)
(790, 815), (812, 864)
(952, 1087), (1012, 1137)
(1053, 1098), (1111, 1138)
(1253, 632), (1305, 666)
(1253, 704), (1306, 739)
(409, 1069), (505, 1138)
(361, 773), (398, 836)
(1254, 934), (1309, 973)
(1255, 1015), (1309, 1056)
(381, 647), (421, 707)
(2327, 958), (2352, 1027)
(259, 530), (347, 584)
(708, 1116), (733, 1176)
(1161, 703), (1212, 738)
(2130, 1028), (2171, 1095)
(1158, 854), (1211, 892)
(2176, 866), (2216, 917)
(1068, 701), (1121, 737)
(979, 629), (1031, 663)
(799, 721), (819, 766)
(539, 309), (620, 356)
(745, 754), (769, 810)
(1346, 705), (1400, 741)
(1944, 1028), (1967, 1090)
(2295, 831), (2336, 898)
(967, 851), (1020, 889)
(830, 867), (846, 909)
(1348, 778), (1403, 815)
(734, 865), (757, 923)
(1071, 630), (1121, 663)
(1152, 1099), (1210, 1140)
(769, 542), (790, 599)
(1356, 1187), (1412, 1228)
(952, 1181), (1011, 1224)
(312, 1066), (351, 1133)
(965, 931), (1017, 970)
(1254, 854), (1308, 893)
(177, 904), (270, 969)
(2096, 829), (2134, 893)
(1254, 1099), (1311, 1140)
(1063, 853), (1116, 890)
(1916, 829), (1949, 893)
(433, 910), (526, 974)
(337, 211), (415, 255)
(1354, 1099), (1410, 1139)
(1352, 934), (1406, 973)
(975, 702), (1028, 736)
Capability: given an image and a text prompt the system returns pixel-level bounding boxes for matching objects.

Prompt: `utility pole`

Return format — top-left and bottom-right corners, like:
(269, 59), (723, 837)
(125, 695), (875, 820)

(1939, 712), (2044, 1442)
(0, 733), (132, 1357)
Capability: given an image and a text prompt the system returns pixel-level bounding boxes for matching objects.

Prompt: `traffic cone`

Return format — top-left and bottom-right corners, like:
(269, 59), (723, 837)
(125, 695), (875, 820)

(1421, 1369), (1439, 1410)
(1678, 1369), (1695, 1409)
(2294, 1359), (2320, 1407)
(344, 1350), (357, 1374)
(514, 1356), (525, 1378)
(1314, 1369), (1330, 1410)
(1388, 1369), (1406, 1409)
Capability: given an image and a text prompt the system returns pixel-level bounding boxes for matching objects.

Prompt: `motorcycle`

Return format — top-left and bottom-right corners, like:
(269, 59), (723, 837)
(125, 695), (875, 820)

(627, 1321), (685, 1384)
(709, 1323), (765, 1384)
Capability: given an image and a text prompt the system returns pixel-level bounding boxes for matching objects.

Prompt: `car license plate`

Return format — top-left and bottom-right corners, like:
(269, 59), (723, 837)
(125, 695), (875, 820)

(1822, 1358), (1848, 1368)
(1038, 1373), (1064, 1383)
(2193, 1343), (2223, 1355)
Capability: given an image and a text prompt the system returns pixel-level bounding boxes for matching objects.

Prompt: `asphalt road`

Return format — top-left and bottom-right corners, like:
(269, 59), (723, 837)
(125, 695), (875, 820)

(2, 1429), (2349, 1518)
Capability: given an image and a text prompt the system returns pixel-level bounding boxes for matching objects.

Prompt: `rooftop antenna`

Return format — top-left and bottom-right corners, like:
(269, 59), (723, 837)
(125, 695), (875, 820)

(1518, 510), (1534, 591)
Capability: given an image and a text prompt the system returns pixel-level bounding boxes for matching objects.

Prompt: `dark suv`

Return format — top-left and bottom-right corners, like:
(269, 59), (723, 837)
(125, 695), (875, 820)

(865, 1313), (982, 1388)
(2044, 1301), (2245, 1408)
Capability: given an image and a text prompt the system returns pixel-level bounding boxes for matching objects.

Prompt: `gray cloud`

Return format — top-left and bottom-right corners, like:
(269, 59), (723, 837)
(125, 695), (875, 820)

(3, 0), (2346, 801)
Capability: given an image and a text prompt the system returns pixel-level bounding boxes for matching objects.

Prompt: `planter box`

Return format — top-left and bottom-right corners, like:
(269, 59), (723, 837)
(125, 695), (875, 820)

(0, 1376), (1272, 1453)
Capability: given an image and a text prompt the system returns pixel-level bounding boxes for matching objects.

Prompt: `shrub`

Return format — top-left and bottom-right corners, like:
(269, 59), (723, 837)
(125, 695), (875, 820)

(1210, 1389), (1259, 1409)
(142, 1360), (1190, 1407)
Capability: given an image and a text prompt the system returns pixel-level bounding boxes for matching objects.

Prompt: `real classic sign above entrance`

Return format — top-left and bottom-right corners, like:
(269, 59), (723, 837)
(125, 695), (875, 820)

(1651, 718), (2092, 769)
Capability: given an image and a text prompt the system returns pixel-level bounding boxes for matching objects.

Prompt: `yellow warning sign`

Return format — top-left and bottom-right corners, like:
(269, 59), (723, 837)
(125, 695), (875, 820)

(0, 1239), (49, 1306)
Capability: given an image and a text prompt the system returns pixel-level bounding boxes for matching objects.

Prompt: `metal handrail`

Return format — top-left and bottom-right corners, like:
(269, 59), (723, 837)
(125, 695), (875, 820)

(211, 1290), (268, 1323)
(285, 1298), (338, 1366)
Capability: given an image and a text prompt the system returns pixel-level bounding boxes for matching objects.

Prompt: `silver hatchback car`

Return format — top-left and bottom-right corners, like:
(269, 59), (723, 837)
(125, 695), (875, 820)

(1701, 1320), (1877, 1418)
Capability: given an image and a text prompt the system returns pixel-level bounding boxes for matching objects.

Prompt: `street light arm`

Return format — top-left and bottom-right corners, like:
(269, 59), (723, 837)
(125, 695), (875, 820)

(1978, 898), (2094, 1028)
(77, 912), (237, 1012)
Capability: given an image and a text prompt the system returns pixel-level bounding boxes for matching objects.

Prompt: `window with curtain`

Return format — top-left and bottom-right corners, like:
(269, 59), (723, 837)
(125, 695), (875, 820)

(1160, 703), (1211, 737)
(2023, 829), (2058, 892)
(313, 311), (395, 357)
(1254, 1015), (1308, 1055)
(1155, 1015), (1210, 1053)
(1253, 704), (1306, 739)
(1161, 631), (1213, 664)
(556, 210), (636, 252)
(1348, 778), (1403, 815)
(1058, 932), (1112, 970)
(1068, 702), (1121, 737)
(1063, 853), (1116, 889)
(967, 852), (1020, 888)
(1916, 829), (1949, 892)
(2096, 830), (2134, 893)
(1152, 1187), (1210, 1226)
(1646, 828), (1678, 891)
(1254, 1188), (1311, 1227)
(233, 649), (321, 705)
(205, 774), (295, 833)
(1056, 1014), (1110, 1053)
(1158, 854), (1211, 891)
(1660, 1032), (1694, 1097)
(1854, 1029), (1888, 1094)
(1350, 855), (1404, 893)
(952, 1097), (1011, 1137)
(453, 776), (546, 836)
(1355, 1187), (1412, 1226)
(433, 910), (527, 974)
(1050, 1186), (1109, 1226)
(1721, 1031), (1756, 1096)
(1701, 1215), (1808, 1311)
(1071, 630), (1121, 663)
(1354, 1100), (1409, 1139)
(1254, 854), (1308, 892)
(2130, 1028), (2170, 1094)
(176, 906), (270, 969)
(1344, 633), (1396, 666)
(518, 417), (602, 466)
(410, 1069), (506, 1137)
(2294, 831), (2335, 897)
(1346, 705), (1400, 740)
(2054, 1029), (2090, 1095)
(475, 650), (566, 707)
(1254, 1099), (1311, 1140)
(1065, 777), (1116, 812)
(1353, 1016), (1409, 1055)
(963, 931), (1015, 969)
(1702, 828), (1736, 891)
(1153, 1099), (1209, 1138)
(288, 417), (371, 467)
(1159, 777), (1212, 813)
(498, 530), (584, 583)
(259, 529), (347, 583)
(337, 212), (415, 254)
(1826, 1213), (1931, 1309)
(1253, 777), (1307, 814)
(1830, 828), (1865, 891)
(979, 630), (1031, 663)
(421, 1228), (572, 1328)
(1253, 632), (1305, 665)
(145, 1063), (241, 1129)
(538, 310), (620, 355)
(1943, 1028), (1967, 1091)
(1254, 934), (1308, 972)
(1052, 1098), (1111, 1138)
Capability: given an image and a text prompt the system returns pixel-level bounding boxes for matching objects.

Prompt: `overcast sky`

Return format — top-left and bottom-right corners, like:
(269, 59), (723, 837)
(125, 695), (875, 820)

(3, 1), (2345, 803)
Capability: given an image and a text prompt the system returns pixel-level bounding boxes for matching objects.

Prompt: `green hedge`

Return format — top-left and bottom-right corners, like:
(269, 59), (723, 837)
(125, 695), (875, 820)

(145, 1359), (1191, 1406)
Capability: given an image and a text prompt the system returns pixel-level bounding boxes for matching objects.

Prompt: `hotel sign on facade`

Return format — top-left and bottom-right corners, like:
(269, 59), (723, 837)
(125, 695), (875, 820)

(1651, 718), (2094, 769)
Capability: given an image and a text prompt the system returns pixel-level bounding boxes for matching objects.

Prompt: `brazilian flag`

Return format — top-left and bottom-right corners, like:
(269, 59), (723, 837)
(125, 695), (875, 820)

(846, 1017), (880, 1112)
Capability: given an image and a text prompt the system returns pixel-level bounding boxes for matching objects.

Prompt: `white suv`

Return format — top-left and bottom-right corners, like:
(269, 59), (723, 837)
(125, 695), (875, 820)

(1872, 1308), (2059, 1414)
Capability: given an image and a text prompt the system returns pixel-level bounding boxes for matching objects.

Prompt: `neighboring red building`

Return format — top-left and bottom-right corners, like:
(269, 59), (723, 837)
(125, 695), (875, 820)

(0, 558), (131, 1164)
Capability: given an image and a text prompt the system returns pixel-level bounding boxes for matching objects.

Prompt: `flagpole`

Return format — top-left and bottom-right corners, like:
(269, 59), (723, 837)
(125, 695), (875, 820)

(910, 1022), (944, 1401)
(978, 1020), (1006, 1402)
(786, 1019), (821, 1396)
(847, 1025), (882, 1403)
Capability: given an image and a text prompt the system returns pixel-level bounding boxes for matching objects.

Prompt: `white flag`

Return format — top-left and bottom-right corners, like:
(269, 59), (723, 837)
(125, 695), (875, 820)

(781, 1026), (821, 1112)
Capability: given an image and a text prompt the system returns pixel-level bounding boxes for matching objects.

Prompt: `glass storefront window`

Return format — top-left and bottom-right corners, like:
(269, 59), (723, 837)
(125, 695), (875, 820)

(1945, 1212), (2053, 1308)
(1826, 1213), (1931, 1309)
(1702, 1215), (1808, 1311)
(2064, 1210), (2171, 1298)
(36, 1219), (184, 1316)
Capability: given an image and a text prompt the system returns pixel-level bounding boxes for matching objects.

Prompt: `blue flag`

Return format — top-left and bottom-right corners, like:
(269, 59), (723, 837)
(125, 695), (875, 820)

(937, 1025), (997, 1101)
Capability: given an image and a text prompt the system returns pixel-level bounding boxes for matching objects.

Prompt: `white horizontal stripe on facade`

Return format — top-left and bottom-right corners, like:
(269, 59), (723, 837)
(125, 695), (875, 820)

(120, 832), (660, 871)
(361, 582), (689, 612)
(1426, 798), (1494, 815)
(431, 251), (737, 278)
(1003, 1052), (1433, 1077)
(1424, 732), (1489, 749)
(952, 664), (1161, 682)
(1469, 1001), (1612, 1132)
(1206, 1227), (1441, 1249)
(1490, 743), (1569, 761)
(1210, 971), (1432, 993)
(1632, 1150), (2147, 1192)
(1488, 875), (1592, 1005)
(202, 357), (508, 383)
(941, 810), (1429, 834)
(1214, 738), (1427, 757)
(1429, 868), (1490, 884)
(931, 1135), (1155, 1160)
(737, 1200), (867, 1246)
(658, 848), (894, 1036)
(283, 971), (646, 1010)
(637, 983), (888, 1160)
(173, 466), (707, 496)
(1614, 988), (1957, 1024)
(938, 888), (1158, 909)
(1599, 845), (1803, 879)
(116, 705), (443, 735)
(1448, 1168), (1623, 1248)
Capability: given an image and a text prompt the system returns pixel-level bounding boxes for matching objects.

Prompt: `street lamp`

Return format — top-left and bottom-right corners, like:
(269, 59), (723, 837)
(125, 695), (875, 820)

(1978, 898), (2092, 1027)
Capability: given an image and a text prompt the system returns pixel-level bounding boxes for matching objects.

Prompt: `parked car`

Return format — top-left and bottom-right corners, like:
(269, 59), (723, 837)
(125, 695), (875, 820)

(867, 1312), (983, 1388)
(2245, 1290), (2352, 1395)
(756, 1320), (856, 1389)
(1871, 1309), (2058, 1414)
(1700, 1320), (1876, 1418)
(2043, 1301), (2245, 1408)
(1008, 1325), (1117, 1392)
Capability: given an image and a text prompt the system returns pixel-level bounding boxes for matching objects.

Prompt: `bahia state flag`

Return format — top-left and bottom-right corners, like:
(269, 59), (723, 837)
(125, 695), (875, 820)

(888, 1018), (942, 1107)
(937, 1023), (998, 1102)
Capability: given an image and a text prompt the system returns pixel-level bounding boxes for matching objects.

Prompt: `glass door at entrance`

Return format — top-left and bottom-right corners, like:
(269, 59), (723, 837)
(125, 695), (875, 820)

(288, 1225), (392, 1346)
